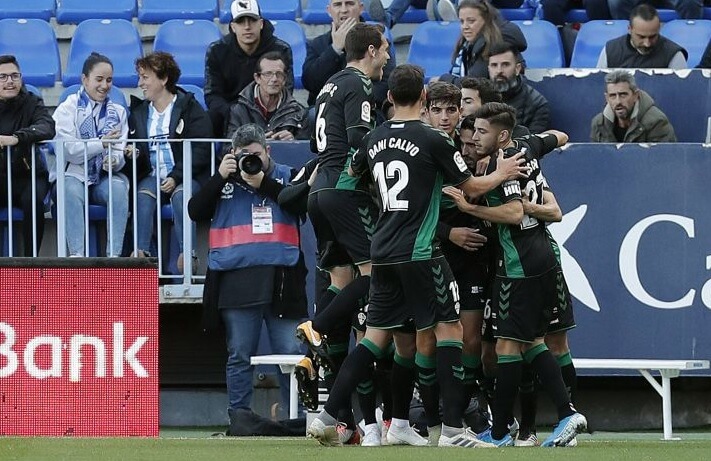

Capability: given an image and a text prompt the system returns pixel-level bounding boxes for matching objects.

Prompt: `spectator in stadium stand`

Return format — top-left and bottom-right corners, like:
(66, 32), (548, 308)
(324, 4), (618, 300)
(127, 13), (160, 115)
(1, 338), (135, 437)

(590, 69), (677, 142)
(126, 52), (212, 272)
(187, 123), (307, 426)
(608, 0), (702, 20)
(226, 52), (309, 141)
(699, 39), (711, 68)
(460, 76), (530, 138)
(597, 4), (688, 68)
(437, 0), (527, 85)
(0, 55), (54, 256)
(205, 0), (294, 137)
(368, 0), (459, 26)
(53, 52), (129, 257)
(301, 0), (395, 107)
(487, 42), (550, 134)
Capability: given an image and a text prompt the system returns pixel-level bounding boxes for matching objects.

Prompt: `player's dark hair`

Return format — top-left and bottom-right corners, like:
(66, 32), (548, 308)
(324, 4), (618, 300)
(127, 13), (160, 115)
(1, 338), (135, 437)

(460, 114), (476, 132)
(630, 3), (658, 22)
(486, 41), (523, 62)
(461, 77), (501, 104)
(256, 51), (286, 73)
(82, 52), (112, 77)
(0, 55), (20, 70)
(388, 64), (424, 106)
(426, 81), (461, 108)
(472, 102), (516, 132)
(345, 23), (384, 62)
(135, 51), (181, 94)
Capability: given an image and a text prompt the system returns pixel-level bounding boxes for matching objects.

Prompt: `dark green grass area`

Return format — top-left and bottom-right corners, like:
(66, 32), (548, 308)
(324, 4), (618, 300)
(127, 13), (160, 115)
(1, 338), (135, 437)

(3, 432), (711, 461)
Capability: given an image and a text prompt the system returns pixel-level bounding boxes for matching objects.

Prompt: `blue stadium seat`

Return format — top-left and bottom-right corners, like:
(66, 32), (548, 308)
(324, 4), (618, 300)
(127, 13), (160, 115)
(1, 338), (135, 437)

(0, 19), (60, 87)
(138, 0), (217, 23)
(154, 20), (221, 87)
(513, 20), (565, 68)
(24, 84), (42, 97)
(662, 20), (711, 68)
(500, 8), (535, 20)
(407, 21), (461, 81)
(570, 20), (628, 68)
(302, 0), (332, 24)
(0, 0), (55, 21)
(565, 9), (588, 23)
(705, 7), (711, 19)
(400, 6), (428, 23)
(657, 9), (679, 22)
(271, 20), (307, 89)
(56, 0), (136, 23)
(58, 84), (128, 110)
(178, 84), (207, 110)
(63, 19), (143, 87)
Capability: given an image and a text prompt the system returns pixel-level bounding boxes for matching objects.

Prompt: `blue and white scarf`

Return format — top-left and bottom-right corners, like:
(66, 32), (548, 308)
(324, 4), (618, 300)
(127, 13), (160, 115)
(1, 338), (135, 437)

(76, 88), (121, 185)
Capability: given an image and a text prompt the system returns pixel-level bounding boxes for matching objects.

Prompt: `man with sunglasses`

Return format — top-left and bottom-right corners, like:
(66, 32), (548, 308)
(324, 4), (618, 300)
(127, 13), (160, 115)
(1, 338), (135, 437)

(205, 0), (294, 137)
(227, 52), (309, 142)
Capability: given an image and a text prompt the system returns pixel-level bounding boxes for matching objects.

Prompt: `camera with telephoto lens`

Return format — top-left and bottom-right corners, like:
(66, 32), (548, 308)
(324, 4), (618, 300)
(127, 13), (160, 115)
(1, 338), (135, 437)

(228, 149), (263, 181)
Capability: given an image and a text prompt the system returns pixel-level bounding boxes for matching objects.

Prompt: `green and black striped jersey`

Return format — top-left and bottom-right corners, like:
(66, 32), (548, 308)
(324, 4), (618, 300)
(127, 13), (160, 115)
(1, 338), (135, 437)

(351, 120), (471, 264)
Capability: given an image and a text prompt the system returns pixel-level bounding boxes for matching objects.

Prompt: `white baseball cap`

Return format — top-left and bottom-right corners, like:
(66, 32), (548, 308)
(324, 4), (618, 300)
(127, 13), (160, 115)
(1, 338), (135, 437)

(231, 0), (261, 20)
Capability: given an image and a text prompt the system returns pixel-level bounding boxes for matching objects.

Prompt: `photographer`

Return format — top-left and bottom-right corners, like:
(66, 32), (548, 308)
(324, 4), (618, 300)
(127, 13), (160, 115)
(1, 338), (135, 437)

(188, 124), (307, 428)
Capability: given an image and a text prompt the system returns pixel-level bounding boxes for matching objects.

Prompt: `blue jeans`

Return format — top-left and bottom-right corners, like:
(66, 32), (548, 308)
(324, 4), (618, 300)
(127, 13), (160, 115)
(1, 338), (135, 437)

(135, 176), (199, 254)
(65, 175), (129, 256)
(221, 306), (302, 412)
(608, 0), (702, 19)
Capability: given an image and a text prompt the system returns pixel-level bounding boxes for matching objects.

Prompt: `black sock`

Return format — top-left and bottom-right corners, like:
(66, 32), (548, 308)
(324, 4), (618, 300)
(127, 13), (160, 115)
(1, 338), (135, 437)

(323, 341), (349, 392)
(390, 352), (416, 420)
(415, 352), (441, 427)
(479, 369), (496, 410)
(375, 349), (394, 421)
(313, 276), (370, 333)
(324, 340), (383, 418)
(524, 344), (574, 421)
(492, 354), (522, 440)
(557, 351), (578, 407)
(518, 362), (538, 436)
(316, 285), (339, 315)
(461, 353), (482, 411)
(435, 341), (465, 428)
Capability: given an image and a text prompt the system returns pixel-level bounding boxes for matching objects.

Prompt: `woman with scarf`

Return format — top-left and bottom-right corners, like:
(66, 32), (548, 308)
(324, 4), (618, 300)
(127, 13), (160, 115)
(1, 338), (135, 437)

(438, 0), (527, 85)
(125, 52), (212, 273)
(53, 52), (129, 257)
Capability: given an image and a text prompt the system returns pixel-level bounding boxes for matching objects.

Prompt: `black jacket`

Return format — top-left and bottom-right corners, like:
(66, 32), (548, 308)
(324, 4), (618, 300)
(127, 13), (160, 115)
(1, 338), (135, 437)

(302, 26), (395, 106)
(124, 88), (213, 186)
(0, 87), (55, 178)
(605, 34), (687, 68)
(227, 81), (309, 140)
(440, 18), (527, 85)
(501, 76), (550, 134)
(205, 21), (294, 126)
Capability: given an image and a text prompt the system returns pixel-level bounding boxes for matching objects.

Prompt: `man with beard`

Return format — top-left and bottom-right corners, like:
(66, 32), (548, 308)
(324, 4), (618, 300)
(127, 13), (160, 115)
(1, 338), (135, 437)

(590, 70), (676, 142)
(487, 43), (549, 134)
(597, 4), (687, 69)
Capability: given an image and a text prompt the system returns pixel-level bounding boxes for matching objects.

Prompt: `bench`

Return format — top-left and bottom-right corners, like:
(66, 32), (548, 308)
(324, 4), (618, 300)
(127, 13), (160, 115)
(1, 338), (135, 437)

(250, 354), (305, 419)
(573, 358), (710, 440)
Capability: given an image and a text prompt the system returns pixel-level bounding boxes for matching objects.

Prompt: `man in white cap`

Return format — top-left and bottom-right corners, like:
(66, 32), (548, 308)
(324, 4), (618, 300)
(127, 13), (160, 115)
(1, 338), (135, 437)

(205, 0), (294, 137)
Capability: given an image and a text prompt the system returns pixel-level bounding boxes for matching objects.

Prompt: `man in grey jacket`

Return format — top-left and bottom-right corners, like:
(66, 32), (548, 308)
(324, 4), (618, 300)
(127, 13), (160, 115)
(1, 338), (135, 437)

(227, 52), (309, 141)
(590, 70), (676, 143)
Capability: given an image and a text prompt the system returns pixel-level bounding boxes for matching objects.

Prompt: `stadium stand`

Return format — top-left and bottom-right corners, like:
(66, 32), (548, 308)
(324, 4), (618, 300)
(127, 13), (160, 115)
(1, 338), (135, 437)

(153, 19), (222, 87)
(706, 7), (711, 19)
(58, 84), (128, 110)
(0, 19), (60, 87)
(513, 20), (565, 68)
(0, 0), (55, 21)
(301, 0), (333, 24)
(62, 19), (143, 87)
(271, 20), (308, 89)
(661, 19), (711, 68)
(500, 7), (535, 20)
(24, 84), (42, 97)
(219, 0), (302, 22)
(570, 20), (628, 67)
(55, 0), (137, 24)
(178, 84), (208, 110)
(406, 20), (462, 81)
(137, 0), (217, 23)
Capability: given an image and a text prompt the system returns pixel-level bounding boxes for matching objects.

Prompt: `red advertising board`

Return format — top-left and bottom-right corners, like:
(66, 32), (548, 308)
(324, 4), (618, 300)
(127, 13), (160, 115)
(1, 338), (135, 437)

(0, 263), (158, 436)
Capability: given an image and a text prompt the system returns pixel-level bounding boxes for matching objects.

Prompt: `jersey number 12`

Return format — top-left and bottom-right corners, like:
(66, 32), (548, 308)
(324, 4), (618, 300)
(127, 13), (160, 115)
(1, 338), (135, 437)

(373, 160), (409, 211)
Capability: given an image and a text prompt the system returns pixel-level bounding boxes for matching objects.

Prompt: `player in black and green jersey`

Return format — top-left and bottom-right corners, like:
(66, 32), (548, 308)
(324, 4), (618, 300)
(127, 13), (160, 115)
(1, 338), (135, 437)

(444, 102), (586, 448)
(307, 64), (526, 448)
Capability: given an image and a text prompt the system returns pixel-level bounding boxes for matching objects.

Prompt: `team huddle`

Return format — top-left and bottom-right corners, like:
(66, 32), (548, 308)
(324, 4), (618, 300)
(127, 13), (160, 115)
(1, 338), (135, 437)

(294, 22), (587, 448)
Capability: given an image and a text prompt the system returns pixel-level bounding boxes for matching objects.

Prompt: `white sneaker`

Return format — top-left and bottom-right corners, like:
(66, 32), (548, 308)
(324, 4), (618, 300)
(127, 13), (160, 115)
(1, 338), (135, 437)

(514, 433), (539, 447)
(381, 420), (391, 446)
(361, 423), (382, 447)
(567, 436), (578, 447)
(307, 417), (341, 446)
(427, 425), (441, 446)
(438, 427), (496, 448)
(386, 424), (429, 446)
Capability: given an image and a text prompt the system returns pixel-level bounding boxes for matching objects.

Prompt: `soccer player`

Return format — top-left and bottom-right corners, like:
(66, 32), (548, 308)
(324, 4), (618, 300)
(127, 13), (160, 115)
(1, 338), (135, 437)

(444, 102), (587, 447)
(306, 64), (526, 447)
